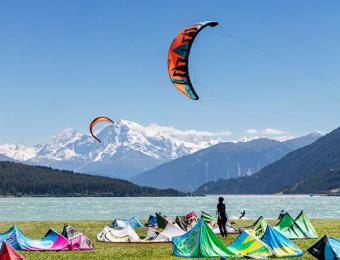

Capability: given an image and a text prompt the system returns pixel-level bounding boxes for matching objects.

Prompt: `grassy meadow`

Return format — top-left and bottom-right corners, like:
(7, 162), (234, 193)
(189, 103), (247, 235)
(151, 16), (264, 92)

(0, 219), (339, 259)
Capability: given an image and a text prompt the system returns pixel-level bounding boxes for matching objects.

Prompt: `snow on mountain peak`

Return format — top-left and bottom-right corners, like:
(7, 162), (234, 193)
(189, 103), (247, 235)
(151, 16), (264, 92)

(308, 131), (323, 137)
(240, 135), (296, 143)
(33, 128), (85, 161)
(54, 128), (83, 142)
(0, 119), (229, 167)
(0, 144), (37, 161)
(91, 120), (230, 160)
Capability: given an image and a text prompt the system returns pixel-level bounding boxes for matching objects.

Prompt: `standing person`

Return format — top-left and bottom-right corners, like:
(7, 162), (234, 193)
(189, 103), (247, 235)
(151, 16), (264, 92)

(278, 209), (285, 220)
(217, 196), (228, 237)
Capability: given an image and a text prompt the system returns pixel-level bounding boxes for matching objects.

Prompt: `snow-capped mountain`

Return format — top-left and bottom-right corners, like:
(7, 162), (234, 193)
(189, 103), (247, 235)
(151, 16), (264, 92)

(0, 120), (230, 179)
(0, 144), (37, 161)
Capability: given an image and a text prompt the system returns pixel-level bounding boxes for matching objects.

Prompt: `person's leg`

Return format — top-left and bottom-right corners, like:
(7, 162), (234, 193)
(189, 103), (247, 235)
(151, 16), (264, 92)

(218, 220), (224, 237)
(222, 219), (227, 237)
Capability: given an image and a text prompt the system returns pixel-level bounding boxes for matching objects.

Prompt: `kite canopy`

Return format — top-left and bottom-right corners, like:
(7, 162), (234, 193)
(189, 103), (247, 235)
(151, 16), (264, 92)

(20, 229), (69, 251)
(0, 242), (25, 260)
(245, 216), (268, 239)
(175, 212), (198, 232)
(111, 217), (143, 229)
(144, 223), (185, 243)
(156, 223), (185, 241)
(262, 225), (303, 258)
(168, 21), (218, 100)
(172, 219), (238, 258)
(185, 212), (197, 220)
(97, 222), (184, 244)
(228, 230), (273, 258)
(156, 213), (173, 229)
(0, 225), (93, 252)
(146, 215), (158, 227)
(307, 235), (340, 260)
(0, 225), (20, 250)
(0, 225), (69, 251)
(61, 224), (94, 250)
(89, 116), (113, 142)
(274, 213), (308, 239)
(97, 226), (141, 243)
(294, 211), (318, 239)
(175, 216), (187, 231)
(201, 211), (217, 223)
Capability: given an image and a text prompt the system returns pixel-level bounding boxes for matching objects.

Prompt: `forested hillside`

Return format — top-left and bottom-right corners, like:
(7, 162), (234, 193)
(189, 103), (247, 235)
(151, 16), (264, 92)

(0, 161), (185, 197)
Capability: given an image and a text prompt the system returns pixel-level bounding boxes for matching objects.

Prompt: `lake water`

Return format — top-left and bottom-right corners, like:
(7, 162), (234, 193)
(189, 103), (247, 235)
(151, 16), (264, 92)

(0, 195), (339, 221)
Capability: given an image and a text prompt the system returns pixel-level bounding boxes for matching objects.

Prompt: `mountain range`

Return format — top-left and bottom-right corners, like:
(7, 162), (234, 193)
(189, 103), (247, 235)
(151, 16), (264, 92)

(196, 127), (340, 195)
(0, 119), (325, 193)
(132, 133), (322, 191)
(0, 120), (229, 179)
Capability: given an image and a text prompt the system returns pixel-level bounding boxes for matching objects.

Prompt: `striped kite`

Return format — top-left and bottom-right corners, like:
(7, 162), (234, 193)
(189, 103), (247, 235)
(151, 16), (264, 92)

(89, 116), (113, 142)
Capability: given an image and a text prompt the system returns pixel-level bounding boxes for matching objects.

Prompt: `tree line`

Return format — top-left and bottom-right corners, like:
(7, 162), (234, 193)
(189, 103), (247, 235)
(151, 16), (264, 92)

(0, 161), (185, 197)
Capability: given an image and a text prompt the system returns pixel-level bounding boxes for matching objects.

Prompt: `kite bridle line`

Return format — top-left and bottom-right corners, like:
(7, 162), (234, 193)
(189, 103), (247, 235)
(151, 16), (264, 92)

(190, 80), (237, 107)
(214, 25), (338, 88)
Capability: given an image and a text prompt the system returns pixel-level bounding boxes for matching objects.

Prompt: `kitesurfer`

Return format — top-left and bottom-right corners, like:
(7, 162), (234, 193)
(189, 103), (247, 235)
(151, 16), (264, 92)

(239, 210), (246, 219)
(217, 196), (228, 237)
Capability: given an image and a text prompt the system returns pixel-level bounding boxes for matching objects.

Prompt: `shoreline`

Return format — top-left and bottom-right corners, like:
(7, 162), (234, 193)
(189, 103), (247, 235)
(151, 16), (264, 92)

(0, 193), (338, 198)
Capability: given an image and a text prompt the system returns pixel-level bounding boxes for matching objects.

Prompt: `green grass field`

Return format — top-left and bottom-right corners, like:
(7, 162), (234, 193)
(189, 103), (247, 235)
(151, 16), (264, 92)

(1, 219), (339, 259)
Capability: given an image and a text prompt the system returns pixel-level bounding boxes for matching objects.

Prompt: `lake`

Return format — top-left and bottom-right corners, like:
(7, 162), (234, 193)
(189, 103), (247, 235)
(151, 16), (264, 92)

(0, 195), (339, 221)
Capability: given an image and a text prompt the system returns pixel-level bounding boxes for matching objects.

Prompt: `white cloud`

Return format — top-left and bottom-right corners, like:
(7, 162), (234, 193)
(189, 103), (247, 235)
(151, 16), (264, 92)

(246, 129), (258, 134)
(273, 135), (296, 142)
(261, 128), (287, 135)
(241, 136), (260, 142)
(147, 123), (231, 137)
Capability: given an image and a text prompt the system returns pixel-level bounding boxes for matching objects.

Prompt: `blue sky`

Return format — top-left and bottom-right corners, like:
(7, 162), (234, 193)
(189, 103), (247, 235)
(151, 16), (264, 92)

(0, 0), (339, 145)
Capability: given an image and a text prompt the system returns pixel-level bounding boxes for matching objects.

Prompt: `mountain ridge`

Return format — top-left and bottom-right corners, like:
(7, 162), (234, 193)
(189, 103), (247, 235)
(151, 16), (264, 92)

(132, 133), (321, 191)
(195, 127), (340, 195)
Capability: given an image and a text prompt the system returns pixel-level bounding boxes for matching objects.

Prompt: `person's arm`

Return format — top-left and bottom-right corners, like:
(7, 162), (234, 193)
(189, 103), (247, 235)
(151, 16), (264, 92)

(217, 204), (221, 219)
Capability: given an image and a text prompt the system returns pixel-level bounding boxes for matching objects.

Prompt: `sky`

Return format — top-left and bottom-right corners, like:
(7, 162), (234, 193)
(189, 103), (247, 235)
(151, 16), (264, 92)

(0, 0), (339, 145)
